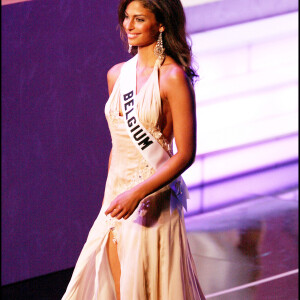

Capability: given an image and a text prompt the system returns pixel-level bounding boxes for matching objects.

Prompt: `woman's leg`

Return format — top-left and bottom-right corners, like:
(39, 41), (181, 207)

(106, 231), (121, 300)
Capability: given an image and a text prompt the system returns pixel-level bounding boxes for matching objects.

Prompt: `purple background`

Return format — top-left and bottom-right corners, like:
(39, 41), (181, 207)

(2, 0), (128, 285)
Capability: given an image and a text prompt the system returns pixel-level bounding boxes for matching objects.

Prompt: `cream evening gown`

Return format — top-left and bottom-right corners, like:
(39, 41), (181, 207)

(62, 57), (206, 300)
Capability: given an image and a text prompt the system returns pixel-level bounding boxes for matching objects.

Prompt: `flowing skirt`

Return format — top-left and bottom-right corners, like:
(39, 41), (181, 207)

(62, 187), (206, 300)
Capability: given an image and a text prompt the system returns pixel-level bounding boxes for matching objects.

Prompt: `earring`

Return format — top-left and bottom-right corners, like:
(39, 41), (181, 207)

(154, 31), (165, 61)
(128, 44), (132, 53)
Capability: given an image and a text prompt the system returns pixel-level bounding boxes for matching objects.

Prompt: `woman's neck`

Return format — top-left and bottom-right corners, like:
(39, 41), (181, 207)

(137, 42), (158, 68)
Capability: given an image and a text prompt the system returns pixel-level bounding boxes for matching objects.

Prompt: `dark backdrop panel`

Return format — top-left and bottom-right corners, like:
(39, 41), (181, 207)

(2, 0), (129, 285)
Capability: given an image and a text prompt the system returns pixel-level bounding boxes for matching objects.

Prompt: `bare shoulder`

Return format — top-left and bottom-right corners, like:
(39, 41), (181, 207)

(159, 57), (192, 99)
(161, 60), (186, 80)
(107, 62), (125, 81)
(107, 62), (125, 95)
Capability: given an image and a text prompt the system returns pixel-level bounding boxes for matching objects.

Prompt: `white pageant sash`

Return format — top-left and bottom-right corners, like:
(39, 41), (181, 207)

(120, 55), (189, 211)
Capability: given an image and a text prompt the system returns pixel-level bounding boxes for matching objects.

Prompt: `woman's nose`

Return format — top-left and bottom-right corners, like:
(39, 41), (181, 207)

(124, 18), (134, 31)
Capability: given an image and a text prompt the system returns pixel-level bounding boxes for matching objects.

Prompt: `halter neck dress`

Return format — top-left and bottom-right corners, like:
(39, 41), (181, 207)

(62, 56), (206, 300)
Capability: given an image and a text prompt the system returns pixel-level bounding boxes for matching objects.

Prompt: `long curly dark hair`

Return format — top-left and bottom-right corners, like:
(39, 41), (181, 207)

(118, 0), (199, 85)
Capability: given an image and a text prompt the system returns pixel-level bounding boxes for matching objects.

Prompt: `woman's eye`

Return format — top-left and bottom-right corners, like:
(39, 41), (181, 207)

(136, 18), (145, 22)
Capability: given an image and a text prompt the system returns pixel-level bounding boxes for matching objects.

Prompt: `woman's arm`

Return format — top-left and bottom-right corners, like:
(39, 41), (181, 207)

(106, 65), (120, 175)
(107, 62), (124, 94)
(105, 66), (196, 219)
(102, 63), (124, 207)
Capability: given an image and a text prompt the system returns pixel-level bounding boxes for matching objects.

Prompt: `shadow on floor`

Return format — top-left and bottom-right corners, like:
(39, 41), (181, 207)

(1, 268), (74, 300)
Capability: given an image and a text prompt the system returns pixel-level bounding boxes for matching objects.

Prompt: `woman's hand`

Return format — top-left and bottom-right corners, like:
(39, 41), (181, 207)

(105, 188), (142, 220)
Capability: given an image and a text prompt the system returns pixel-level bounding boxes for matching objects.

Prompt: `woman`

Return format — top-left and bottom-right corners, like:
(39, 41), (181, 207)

(62, 0), (206, 299)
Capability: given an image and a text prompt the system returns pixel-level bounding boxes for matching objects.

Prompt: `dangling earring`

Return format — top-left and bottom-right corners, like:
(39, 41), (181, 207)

(154, 31), (165, 61)
(128, 44), (132, 53)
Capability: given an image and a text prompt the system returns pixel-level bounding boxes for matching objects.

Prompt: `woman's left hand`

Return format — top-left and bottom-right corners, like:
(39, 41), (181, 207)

(105, 188), (142, 220)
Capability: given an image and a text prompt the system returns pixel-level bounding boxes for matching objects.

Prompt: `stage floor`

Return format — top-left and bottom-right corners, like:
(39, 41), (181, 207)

(2, 189), (298, 300)
(186, 188), (298, 299)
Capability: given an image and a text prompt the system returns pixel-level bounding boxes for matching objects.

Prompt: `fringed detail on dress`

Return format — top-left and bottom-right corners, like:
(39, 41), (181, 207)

(105, 215), (121, 244)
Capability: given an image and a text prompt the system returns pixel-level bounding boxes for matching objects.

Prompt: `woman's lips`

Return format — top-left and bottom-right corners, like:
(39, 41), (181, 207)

(127, 33), (140, 39)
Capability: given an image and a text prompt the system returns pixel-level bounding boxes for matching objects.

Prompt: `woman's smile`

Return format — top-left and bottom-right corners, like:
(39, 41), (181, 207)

(127, 33), (140, 39)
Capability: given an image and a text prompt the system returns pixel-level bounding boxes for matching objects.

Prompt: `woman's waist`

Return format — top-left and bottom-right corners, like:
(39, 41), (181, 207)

(108, 118), (174, 156)
(109, 162), (154, 180)
(107, 158), (155, 188)
(110, 142), (145, 164)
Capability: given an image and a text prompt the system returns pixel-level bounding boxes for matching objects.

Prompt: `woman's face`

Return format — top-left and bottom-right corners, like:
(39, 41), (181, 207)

(123, 1), (162, 48)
